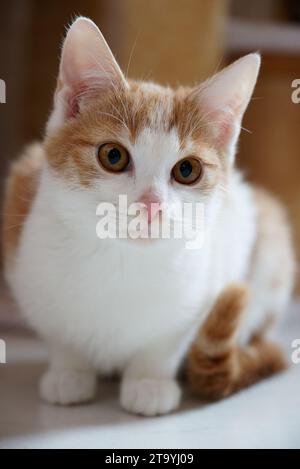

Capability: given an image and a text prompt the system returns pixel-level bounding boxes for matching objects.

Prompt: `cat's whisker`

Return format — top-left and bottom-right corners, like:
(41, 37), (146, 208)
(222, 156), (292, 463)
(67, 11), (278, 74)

(125, 35), (139, 80)
(96, 111), (130, 133)
(241, 126), (252, 134)
(4, 222), (28, 231)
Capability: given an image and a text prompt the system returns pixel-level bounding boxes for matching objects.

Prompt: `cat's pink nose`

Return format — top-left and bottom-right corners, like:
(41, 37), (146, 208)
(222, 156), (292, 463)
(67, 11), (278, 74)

(139, 192), (162, 223)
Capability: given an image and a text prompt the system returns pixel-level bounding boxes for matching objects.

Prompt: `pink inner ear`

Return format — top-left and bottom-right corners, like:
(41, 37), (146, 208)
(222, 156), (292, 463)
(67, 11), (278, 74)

(207, 110), (235, 148)
(65, 83), (89, 119)
(62, 75), (105, 120)
(206, 94), (244, 148)
(217, 115), (235, 147)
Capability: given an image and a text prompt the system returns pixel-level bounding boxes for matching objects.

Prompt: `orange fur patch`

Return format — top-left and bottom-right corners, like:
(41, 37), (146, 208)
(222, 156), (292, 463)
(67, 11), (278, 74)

(187, 284), (287, 401)
(2, 143), (44, 270)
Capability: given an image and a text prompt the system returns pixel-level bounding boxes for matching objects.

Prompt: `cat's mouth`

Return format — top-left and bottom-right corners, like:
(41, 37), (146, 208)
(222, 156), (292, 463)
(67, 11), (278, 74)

(126, 216), (162, 242)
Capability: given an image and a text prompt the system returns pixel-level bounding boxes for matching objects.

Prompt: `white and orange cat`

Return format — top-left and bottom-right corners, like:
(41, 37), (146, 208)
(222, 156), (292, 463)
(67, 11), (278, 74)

(2, 17), (295, 416)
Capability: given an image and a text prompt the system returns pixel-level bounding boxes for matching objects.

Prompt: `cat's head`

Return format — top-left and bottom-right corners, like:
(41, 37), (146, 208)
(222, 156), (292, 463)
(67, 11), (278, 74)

(44, 17), (260, 240)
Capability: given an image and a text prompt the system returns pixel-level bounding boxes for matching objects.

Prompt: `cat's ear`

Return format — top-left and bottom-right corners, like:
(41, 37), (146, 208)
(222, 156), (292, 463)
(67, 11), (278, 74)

(194, 53), (260, 162)
(47, 17), (127, 133)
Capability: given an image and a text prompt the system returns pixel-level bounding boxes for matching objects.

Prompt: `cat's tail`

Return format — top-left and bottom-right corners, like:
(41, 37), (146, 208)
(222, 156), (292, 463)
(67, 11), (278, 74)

(187, 284), (287, 401)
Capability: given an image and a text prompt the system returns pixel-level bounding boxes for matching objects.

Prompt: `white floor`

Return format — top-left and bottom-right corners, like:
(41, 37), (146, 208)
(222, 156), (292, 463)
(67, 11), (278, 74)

(0, 297), (300, 449)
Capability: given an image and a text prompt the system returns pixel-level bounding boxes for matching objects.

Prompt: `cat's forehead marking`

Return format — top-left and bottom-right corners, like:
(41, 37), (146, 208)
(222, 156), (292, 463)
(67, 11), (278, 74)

(125, 81), (174, 140)
(124, 81), (204, 149)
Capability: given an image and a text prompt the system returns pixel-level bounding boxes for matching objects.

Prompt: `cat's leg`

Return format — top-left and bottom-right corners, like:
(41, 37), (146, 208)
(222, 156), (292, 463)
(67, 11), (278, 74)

(187, 284), (287, 401)
(120, 331), (191, 416)
(40, 345), (97, 405)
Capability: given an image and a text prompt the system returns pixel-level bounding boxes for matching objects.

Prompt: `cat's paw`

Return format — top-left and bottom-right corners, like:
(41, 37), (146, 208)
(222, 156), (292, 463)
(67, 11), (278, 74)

(120, 378), (181, 416)
(40, 368), (97, 405)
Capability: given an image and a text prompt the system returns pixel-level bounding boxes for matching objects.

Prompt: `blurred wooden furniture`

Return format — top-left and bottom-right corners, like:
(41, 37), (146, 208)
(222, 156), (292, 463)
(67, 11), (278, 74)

(117, 0), (228, 85)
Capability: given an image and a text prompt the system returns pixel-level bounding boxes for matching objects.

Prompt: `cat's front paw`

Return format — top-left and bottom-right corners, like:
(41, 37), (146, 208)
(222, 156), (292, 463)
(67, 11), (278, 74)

(120, 378), (181, 416)
(40, 368), (97, 405)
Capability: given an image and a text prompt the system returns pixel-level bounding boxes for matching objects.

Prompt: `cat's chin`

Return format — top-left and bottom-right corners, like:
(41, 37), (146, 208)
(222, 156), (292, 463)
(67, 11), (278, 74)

(126, 236), (161, 245)
(121, 235), (184, 247)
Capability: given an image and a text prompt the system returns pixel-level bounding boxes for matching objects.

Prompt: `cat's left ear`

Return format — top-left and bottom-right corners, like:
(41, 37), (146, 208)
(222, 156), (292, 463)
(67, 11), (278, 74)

(47, 17), (127, 133)
(194, 53), (261, 162)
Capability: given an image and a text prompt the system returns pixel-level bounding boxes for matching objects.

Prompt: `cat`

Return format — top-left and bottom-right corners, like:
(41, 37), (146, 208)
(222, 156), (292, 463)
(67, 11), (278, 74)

(2, 17), (295, 416)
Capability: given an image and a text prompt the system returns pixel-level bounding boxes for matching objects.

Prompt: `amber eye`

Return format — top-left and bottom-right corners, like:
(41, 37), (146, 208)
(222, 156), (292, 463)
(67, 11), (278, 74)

(97, 143), (130, 173)
(172, 157), (203, 185)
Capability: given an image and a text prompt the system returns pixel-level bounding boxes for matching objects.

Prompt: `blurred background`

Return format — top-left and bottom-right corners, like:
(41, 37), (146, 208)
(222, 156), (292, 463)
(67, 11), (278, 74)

(0, 0), (300, 294)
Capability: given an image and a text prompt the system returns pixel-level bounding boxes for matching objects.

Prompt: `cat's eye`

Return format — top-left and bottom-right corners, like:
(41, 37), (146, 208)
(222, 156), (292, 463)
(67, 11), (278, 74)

(97, 143), (130, 173)
(172, 157), (203, 185)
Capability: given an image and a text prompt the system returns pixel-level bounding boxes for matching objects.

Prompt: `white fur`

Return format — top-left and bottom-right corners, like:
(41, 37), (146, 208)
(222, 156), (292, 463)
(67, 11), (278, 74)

(40, 369), (96, 405)
(120, 379), (181, 416)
